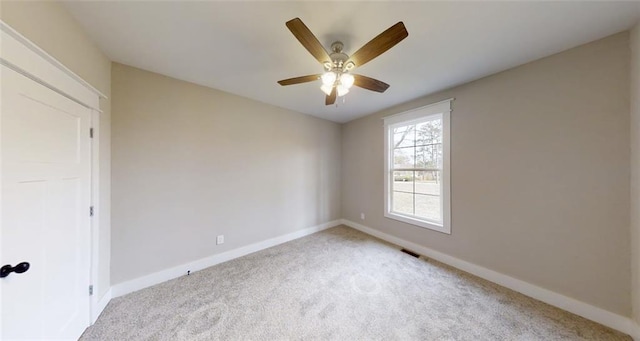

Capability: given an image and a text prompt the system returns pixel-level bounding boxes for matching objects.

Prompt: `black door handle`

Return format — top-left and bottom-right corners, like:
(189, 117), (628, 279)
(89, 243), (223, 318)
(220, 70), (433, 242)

(0, 262), (30, 278)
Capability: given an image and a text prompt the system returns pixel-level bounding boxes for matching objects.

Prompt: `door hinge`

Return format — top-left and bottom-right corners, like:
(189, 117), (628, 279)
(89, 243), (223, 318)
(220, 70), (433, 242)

(90, 128), (94, 138)
(89, 285), (94, 296)
(89, 206), (94, 217)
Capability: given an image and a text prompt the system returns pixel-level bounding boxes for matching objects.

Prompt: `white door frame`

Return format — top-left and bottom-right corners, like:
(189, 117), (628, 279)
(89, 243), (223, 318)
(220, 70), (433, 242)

(0, 21), (107, 325)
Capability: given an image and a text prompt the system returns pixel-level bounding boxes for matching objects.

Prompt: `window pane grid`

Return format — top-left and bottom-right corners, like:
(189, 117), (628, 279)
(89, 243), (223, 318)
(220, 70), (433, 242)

(394, 142), (441, 149)
(391, 119), (443, 224)
(384, 100), (450, 233)
(393, 190), (416, 194)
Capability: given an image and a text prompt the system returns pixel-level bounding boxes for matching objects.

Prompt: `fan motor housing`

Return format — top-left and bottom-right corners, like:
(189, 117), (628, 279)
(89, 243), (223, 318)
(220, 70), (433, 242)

(327, 41), (350, 70)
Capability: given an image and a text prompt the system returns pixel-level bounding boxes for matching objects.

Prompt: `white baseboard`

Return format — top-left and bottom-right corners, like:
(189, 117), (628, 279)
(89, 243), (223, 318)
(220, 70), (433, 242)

(341, 219), (639, 339)
(110, 220), (341, 298)
(91, 288), (112, 324)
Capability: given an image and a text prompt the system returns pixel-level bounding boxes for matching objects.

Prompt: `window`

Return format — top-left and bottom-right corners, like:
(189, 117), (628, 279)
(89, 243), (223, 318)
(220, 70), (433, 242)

(383, 99), (451, 234)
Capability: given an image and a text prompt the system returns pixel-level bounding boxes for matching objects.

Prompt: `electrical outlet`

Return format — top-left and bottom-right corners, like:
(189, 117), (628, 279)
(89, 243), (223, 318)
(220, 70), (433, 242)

(216, 235), (224, 245)
(360, 213), (365, 220)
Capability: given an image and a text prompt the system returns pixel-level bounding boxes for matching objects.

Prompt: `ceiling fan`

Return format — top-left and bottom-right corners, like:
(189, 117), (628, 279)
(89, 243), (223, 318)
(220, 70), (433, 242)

(278, 18), (409, 105)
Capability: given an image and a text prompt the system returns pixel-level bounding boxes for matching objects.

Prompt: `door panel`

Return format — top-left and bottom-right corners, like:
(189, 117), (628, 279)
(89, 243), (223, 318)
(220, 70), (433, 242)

(1, 66), (91, 340)
(4, 97), (80, 164)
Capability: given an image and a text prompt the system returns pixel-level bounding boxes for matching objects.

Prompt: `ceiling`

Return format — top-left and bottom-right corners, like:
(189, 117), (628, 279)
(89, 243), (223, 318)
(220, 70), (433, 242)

(63, 1), (640, 123)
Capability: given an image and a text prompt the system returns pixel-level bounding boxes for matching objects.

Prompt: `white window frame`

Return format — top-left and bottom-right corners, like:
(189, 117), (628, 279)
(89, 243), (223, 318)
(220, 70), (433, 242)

(383, 99), (452, 234)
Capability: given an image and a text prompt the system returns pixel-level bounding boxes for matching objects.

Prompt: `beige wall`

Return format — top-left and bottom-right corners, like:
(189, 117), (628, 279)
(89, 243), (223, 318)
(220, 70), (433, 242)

(342, 32), (631, 316)
(0, 1), (112, 300)
(111, 63), (341, 284)
(631, 22), (640, 325)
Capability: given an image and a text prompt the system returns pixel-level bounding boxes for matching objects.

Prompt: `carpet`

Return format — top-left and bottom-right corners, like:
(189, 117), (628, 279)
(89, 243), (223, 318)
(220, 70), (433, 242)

(81, 226), (630, 340)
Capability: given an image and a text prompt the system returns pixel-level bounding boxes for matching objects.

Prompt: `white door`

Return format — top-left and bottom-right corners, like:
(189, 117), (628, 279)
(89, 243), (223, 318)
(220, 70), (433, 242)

(1, 65), (92, 340)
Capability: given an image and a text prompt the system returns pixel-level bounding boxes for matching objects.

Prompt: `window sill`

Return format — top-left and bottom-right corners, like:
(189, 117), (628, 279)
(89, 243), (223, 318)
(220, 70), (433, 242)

(384, 212), (451, 234)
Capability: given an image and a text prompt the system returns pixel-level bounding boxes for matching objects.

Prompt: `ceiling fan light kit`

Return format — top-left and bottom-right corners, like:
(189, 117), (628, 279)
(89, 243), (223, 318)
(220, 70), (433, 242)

(277, 18), (408, 106)
(321, 71), (354, 97)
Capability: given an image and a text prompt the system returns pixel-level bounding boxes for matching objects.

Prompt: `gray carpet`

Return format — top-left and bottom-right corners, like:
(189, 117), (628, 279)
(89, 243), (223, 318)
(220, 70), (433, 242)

(82, 226), (631, 340)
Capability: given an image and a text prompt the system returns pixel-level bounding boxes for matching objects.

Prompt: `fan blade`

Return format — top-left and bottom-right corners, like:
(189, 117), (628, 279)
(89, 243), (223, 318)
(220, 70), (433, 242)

(353, 74), (390, 93)
(286, 18), (331, 65)
(325, 87), (337, 105)
(278, 74), (321, 86)
(347, 22), (408, 68)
